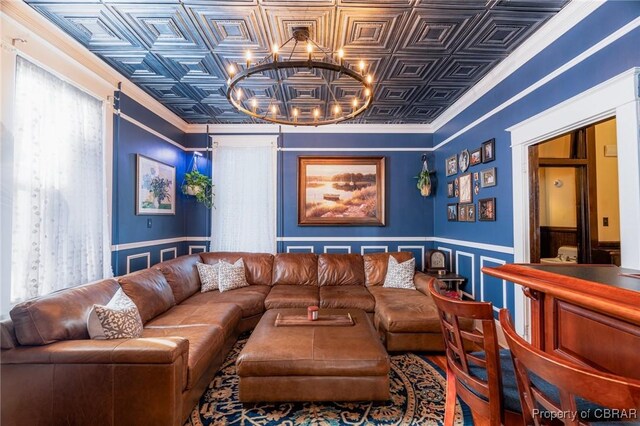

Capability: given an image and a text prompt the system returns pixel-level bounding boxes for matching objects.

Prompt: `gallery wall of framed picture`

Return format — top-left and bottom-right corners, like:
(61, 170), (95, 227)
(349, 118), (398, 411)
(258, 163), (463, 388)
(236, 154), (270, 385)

(445, 138), (497, 222)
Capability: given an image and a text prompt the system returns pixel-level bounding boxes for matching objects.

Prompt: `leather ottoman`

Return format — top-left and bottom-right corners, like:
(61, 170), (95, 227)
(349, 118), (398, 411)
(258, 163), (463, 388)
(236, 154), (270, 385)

(236, 308), (390, 402)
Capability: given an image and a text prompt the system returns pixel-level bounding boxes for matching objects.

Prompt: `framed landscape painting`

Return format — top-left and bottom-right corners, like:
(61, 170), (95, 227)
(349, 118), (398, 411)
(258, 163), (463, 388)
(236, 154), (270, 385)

(136, 154), (176, 215)
(298, 156), (385, 226)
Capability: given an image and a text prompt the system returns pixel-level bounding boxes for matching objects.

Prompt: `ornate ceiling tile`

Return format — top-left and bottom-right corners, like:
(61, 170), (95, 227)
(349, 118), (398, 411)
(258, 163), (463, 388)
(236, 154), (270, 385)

(101, 51), (173, 81)
(397, 7), (483, 54)
(261, 7), (335, 50)
(383, 55), (441, 82)
(186, 5), (270, 54)
(26, 0), (569, 124)
(432, 56), (501, 84)
(417, 84), (466, 103)
(31, 3), (141, 50)
(457, 9), (554, 55)
(336, 8), (410, 53)
(109, 4), (205, 50)
(155, 51), (226, 82)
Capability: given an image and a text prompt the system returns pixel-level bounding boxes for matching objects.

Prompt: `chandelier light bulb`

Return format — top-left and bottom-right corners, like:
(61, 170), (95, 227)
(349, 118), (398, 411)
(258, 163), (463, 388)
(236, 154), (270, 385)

(270, 105), (277, 116)
(337, 48), (344, 66)
(352, 98), (359, 109)
(272, 43), (279, 61)
(366, 74), (373, 84)
(251, 98), (257, 112)
(359, 60), (365, 72)
(333, 105), (341, 115)
(307, 41), (313, 61)
(364, 88), (371, 97)
(236, 89), (242, 101)
(227, 64), (236, 77)
(245, 50), (252, 67)
(293, 108), (299, 117)
(313, 108), (319, 119)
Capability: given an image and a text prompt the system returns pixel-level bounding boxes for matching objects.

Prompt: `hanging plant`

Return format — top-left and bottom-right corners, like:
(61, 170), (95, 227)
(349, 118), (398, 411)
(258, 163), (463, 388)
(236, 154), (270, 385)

(182, 170), (214, 208)
(415, 156), (432, 197)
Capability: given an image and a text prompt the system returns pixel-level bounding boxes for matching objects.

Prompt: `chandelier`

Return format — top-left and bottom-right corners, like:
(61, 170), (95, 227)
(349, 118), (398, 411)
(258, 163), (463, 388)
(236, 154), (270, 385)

(226, 27), (373, 126)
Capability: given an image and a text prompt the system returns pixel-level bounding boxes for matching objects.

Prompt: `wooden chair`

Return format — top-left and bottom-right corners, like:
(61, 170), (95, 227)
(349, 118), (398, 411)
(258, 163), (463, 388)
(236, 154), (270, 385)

(499, 309), (640, 426)
(428, 280), (523, 426)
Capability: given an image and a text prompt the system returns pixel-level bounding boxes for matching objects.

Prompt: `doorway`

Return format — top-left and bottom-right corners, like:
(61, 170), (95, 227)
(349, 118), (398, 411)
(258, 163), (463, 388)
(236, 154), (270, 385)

(529, 118), (621, 265)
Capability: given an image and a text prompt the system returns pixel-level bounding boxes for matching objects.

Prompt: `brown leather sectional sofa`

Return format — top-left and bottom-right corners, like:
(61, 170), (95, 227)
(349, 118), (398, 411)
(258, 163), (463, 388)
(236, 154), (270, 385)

(1, 251), (452, 426)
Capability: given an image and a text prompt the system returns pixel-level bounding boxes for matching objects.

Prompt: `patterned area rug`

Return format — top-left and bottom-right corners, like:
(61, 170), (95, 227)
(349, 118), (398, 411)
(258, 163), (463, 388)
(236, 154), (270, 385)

(186, 336), (473, 426)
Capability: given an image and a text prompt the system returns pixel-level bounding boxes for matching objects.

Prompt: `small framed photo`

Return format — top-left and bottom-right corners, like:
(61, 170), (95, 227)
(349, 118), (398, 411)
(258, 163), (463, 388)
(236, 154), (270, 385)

(479, 198), (496, 221)
(470, 148), (482, 166)
(447, 181), (455, 198)
(446, 154), (458, 176)
(458, 173), (473, 204)
(458, 149), (470, 173)
(480, 167), (497, 187)
(473, 172), (479, 181)
(482, 138), (495, 163)
(447, 203), (458, 221)
(458, 203), (476, 222)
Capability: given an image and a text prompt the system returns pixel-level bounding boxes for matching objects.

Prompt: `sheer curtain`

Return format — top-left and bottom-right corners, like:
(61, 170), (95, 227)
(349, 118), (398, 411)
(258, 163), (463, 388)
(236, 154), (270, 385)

(10, 57), (111, 303)
(212, 138), (276, 253)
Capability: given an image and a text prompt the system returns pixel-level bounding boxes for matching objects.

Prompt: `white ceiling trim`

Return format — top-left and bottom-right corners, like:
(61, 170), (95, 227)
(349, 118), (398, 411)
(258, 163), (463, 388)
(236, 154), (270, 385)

(429, 0), (605, 132)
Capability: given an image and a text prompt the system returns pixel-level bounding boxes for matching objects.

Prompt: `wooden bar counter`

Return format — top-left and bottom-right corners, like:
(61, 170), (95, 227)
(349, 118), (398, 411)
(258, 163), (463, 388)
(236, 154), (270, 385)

(482, 264), (640, 380)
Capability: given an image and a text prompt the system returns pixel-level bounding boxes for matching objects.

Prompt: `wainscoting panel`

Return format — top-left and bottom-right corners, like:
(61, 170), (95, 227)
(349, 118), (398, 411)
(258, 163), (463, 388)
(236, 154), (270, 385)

(160, 247), (177, 262)
(323, 246), (351, 254)
(360, 246), (389, 255)
(286, 246), (315, 253)
(189, 245), (207, 254)
(455, 251), (475, 299)
(126, 252), (150, 274)
(433, 241), (514, 316)
(398, 245), (425, 271)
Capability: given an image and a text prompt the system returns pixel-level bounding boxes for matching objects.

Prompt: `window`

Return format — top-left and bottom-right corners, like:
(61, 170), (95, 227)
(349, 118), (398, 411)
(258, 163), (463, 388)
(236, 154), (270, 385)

(212, 136), (277, 253)
(9, 57), (111, 303)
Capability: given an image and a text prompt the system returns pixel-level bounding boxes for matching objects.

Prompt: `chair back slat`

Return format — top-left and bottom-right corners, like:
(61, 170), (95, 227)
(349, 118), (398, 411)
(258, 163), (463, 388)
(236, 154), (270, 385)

(499, 309), (640, 425)
(429, 280), (505, 424)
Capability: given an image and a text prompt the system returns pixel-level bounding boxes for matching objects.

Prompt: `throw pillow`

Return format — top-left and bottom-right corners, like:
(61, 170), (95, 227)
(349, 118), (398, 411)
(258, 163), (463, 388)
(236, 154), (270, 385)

(197, 262), (221, 293)
(218, 259), (250, 293)
(87, 288), (143, 339)
(383, 256), (416, 289)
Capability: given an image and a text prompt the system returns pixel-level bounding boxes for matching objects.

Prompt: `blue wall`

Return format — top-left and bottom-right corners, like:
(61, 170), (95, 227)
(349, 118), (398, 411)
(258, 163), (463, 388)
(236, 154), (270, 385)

(111, 94), (212, 275)
(430, 1), (640, 315)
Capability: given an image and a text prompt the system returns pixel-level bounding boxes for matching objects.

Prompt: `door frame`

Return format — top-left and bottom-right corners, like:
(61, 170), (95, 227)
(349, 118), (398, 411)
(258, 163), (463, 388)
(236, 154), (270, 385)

(508, 68), (639, 339)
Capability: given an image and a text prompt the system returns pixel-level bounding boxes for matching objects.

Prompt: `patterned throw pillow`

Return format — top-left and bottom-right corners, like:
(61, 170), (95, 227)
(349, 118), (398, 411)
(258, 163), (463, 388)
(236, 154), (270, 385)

(218, 259), (250, 293)
(87, 288), (143, 339)
(382, 256), (416, 289)
(197, 262), (221, 293)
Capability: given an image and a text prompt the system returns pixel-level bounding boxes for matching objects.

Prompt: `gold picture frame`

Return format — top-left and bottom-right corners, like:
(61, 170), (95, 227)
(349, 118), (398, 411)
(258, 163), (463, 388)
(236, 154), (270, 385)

(298, 156), (386, 226)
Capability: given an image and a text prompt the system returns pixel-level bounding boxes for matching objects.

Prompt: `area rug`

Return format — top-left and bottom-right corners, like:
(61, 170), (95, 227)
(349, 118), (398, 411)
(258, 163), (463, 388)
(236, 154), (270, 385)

(186, 335), (473, 426)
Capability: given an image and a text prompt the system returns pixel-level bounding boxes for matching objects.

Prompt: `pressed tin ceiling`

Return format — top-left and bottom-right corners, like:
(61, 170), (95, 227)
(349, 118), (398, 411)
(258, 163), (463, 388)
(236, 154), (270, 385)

(25, 0), (569, 124)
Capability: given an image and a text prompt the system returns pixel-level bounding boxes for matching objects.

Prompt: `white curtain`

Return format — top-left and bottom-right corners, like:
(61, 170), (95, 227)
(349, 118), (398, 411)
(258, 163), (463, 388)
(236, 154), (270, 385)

(10, 57), (111, 303)
(212, 140), (276, 253)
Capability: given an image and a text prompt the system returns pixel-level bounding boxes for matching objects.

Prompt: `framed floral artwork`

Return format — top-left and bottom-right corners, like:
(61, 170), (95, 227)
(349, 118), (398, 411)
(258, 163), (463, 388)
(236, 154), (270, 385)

(446, 154), (458, 176)
(136, 154), (176, 215)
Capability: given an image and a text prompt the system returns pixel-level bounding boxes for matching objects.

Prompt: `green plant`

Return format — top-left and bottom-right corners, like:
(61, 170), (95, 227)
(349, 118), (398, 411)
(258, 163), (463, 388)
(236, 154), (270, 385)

(182, 170), (214, 208)
(415, 169), (432, 197)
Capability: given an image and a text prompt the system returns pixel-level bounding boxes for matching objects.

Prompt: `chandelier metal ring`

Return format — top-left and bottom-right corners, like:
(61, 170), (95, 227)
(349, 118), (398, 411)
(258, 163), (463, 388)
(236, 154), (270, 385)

(225, 27), (374, 126)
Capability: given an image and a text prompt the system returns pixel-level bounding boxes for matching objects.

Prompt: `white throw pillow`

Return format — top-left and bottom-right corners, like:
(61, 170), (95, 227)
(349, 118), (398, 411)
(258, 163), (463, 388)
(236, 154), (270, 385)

(197, 262), (221, 292)
(87, 288), (143, 339)
(218, 259), (250, 293)
(382, 256), (416, 289)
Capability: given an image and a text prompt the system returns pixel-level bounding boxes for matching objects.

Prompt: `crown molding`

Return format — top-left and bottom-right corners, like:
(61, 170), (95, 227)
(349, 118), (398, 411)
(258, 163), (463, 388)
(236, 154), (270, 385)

(1, 0), (189, 132)
(429, 0), (605, 132)
(187, 122), (435, 134)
